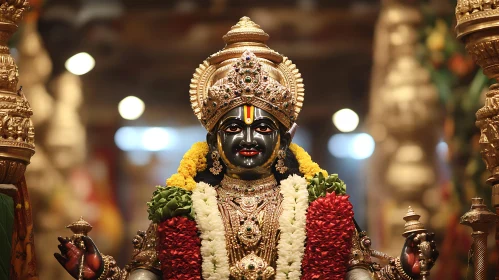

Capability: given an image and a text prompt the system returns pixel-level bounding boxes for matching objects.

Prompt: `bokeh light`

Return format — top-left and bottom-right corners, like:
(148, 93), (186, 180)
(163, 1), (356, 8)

(332, 108), (359, 132)
(65, 52), (95, 75)
(118, 96), (145, 120)
(328, 133), (375, 160)
(141, 127), (171, 151)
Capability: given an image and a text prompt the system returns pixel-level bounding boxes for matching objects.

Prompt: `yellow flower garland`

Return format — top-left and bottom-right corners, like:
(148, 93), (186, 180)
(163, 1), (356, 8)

(289, 143), (328, 179)
(166, 142), (326, 190)
(166, 142), (209, 191)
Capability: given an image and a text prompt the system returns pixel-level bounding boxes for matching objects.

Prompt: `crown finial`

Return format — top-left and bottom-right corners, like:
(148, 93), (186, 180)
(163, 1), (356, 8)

(403, 206), (426, 237)
(222, 16), (269, 45)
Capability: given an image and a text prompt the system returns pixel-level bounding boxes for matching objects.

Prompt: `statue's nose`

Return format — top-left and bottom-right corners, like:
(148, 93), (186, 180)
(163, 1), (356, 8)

(240, 127), (257, 147)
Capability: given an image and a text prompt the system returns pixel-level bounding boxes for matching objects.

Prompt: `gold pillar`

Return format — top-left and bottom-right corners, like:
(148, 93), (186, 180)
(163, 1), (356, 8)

(0, 1), (38, 279)
(0, 0), (34, 182)
(454, 1), (499, 277)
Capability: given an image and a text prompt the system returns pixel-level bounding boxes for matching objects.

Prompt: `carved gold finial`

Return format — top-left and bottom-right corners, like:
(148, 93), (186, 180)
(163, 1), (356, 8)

(207, 16), (282, 65)
(222, 16), (269, 45)
(66, 217), (93, 238)
(403, 206), (426, 237)
(460, 198), (497, 231)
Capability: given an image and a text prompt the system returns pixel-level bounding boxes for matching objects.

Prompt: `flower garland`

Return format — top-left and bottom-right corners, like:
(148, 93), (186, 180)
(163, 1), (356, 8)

(191, 182), (230, 279)
(166, 142), (209, 191)
(156, 216), (202, 280)
(152, 141), (354, 280)
(301, 192), (355, 279)
(289, 143), (328, 179)
(275, 175), (309, 280)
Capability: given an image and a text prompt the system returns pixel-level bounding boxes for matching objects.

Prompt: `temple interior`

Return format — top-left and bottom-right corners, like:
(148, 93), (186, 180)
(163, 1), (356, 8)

(1, 0), (497, 279)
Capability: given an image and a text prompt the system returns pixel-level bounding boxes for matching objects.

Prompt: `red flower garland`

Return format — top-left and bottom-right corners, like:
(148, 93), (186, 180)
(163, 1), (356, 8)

(301, 193), (355, 279)
(157, 216), (202, 280)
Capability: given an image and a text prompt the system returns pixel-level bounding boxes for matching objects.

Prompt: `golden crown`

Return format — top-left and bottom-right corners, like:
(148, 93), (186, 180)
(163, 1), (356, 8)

(190, 17), (304, 131)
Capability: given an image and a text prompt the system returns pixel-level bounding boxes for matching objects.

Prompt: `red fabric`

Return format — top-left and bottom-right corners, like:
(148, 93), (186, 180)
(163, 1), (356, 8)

(157, 217), (202, 280)
(301, 193), (355, 280)
(10, 177), (38, 280)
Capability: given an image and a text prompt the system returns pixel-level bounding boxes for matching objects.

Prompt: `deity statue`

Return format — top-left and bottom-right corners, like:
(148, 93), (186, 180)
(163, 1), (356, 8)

(54, 17), (438, 280)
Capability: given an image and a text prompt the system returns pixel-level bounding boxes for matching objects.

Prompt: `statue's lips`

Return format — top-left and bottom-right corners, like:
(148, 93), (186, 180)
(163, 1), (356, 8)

(238, 149), (261, 157)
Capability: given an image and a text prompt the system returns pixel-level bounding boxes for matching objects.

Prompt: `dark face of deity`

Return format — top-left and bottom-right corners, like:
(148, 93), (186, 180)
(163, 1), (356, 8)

(209, 105), (287, 180)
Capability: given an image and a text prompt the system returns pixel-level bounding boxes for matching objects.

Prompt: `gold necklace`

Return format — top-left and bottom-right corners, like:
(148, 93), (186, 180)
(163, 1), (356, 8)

(217, 175), (283, 280)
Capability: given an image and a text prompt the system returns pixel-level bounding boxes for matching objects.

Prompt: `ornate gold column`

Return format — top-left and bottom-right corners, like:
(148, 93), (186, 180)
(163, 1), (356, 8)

(455, 1), (499, 277)
(0, 0), (34, 181)
(0, 1), (38, 279)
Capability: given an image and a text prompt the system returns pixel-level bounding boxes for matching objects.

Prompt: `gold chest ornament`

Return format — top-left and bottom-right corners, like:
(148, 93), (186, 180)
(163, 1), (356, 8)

(216, 175), (283, 280)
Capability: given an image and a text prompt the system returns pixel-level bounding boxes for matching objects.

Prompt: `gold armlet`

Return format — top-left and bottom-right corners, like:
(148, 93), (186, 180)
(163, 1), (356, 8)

(97, 255), (125, 280)
(348, 230), (374, 270)
(394, 258), (414, 280)
(371, 257), (416, 280)
(127, 224), (161, 273)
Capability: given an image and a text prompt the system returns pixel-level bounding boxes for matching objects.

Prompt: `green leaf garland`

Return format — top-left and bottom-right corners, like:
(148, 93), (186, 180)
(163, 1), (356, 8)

(307, 172), (346, 203)
(147, 186), (193, 223)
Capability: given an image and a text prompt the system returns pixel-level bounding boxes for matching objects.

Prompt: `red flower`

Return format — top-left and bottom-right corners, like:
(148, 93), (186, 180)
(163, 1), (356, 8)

(302, 193), (355, 280)
(157, 216), (202, 280)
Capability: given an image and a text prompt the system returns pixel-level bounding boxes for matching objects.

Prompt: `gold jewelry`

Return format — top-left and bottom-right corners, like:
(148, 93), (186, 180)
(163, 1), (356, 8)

(209, 150), (223, 175)
(190, 16), (304, 131)
(275, 149), (287, 174)
(217, 175), (282, 280)
(96, 255), (111, 280)
(394, 257), (414, 280)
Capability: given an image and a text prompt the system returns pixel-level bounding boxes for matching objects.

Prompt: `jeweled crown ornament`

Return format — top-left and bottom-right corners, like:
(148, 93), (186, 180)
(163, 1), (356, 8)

(0, 0), (34, 184)
(190, 16), (304, 131)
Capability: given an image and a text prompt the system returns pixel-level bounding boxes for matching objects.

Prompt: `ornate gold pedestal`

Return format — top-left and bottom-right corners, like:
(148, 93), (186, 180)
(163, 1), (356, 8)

(455, 1), (499, 278)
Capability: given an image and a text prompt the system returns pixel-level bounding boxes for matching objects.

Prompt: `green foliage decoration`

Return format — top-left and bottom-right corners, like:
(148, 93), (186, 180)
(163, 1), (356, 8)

(147, 186), (193, 223)
(307, 172), (346, 203)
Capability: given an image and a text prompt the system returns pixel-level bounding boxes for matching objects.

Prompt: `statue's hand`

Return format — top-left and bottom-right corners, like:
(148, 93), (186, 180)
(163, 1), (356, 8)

(54, 236), (104, 280)
(400, 232), (439, 278)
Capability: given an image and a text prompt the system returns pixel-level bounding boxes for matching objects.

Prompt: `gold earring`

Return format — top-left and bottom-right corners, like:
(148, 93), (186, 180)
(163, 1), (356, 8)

(209, 151), (223, 175)
(275, 150), (288, 174)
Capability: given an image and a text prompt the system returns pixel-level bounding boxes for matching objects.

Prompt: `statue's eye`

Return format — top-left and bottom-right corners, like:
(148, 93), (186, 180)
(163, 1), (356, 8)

(225, 125), (242, 133)
(255, 125), (273, 133)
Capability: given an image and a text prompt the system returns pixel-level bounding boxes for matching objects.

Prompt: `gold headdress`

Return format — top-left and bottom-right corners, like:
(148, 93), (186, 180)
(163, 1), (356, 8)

(190, 17), (304, 131)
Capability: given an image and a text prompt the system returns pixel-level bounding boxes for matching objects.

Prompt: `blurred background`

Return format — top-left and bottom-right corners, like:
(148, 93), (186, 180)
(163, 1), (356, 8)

(9, 0), (494, 279)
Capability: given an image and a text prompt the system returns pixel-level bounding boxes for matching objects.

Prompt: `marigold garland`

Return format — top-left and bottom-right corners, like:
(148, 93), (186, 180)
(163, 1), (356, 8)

(166, 142), (209, 191)
(301, 192), (355, 279)
(157, 216), (202, 280)
(288, 143), (328, 179)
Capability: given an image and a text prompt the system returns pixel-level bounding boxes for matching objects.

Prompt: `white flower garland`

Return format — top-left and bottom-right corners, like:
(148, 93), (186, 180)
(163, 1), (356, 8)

(192, 182), (230, 279)
(275, 175), (309, 280)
